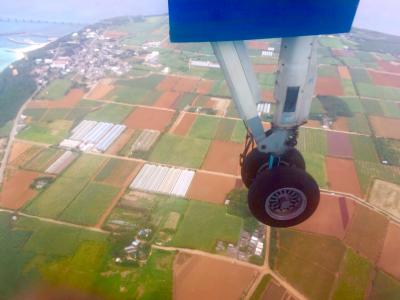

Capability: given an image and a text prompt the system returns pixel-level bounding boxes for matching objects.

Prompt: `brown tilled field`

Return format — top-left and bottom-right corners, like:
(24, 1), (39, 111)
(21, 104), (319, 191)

(260, 281), (287, 300)
(378, 60), (400, 74)
(86, 82), (115, 100)
(369, 116), (400, 139)
(0, 169), (42, 209)
(369, 70), (400, 88)
(327, 131), (353, 158)
(9, 144), (43, 167)
(295, 194), (355, 240)
(338, 66), (351, 80)
(262, 90), (274, 102)
(325, 157), (362, 197)
(254, 64), (277, 73)
(154, 91), (180, 108)
(332, 117), (349, 132)
(247, 41), (269, 49)
(124, 107), (175, 131)
(28, 89), (84, 109)
(187, 172), (238, 204)
(174, 78), (199, 93)
(344, 205), (389, 262)
(378, 223), (400, 280)
(8, 142), (31, 163)
(156, 76), (180, 91)
(316, 77), (344, 96)
(173, 252), (258, 300)
(201, 140), (243, 176)
(171, 113), (196, 136)
(196, 80), (213, 94)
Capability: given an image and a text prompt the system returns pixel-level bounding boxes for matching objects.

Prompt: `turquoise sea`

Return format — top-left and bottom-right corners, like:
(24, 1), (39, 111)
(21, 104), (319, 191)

(0, 21), (83, 71)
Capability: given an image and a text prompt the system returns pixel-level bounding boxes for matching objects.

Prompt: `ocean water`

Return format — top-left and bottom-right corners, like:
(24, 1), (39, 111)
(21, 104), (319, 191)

(0, 21), (83, 71)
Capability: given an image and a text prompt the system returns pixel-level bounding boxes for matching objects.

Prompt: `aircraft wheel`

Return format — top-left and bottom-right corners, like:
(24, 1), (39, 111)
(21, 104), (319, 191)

(241, 148), (305, 188)
(248, 166), (319, 227)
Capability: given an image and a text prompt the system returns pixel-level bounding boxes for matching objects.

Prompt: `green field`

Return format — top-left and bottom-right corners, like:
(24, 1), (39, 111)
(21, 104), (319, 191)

(348, 113), (371, 135)
(174, 93), (197, 110)
(273, 229), (346, 300)
(41, 108), (71, 122)
(108, 85), (162, 105)
(85, 103), (133, 123)
(59, 183), (120, 226)
(342, 97), (365, 114)
(349, 68), (372, 83)
(24, 155), (106, 218)
(319, 37), (344, 49)
(303, 152), (327, 187)
(23, 108), (48, 121)
(297, 128), (327, 155)
(149, 134), (210, 168)
(37, 79), (72, 100)
(369, 271), (400, 300)
(172, 200), (242, 252)
(318, 65), (339, 77)
(17, 120), (72, 144)
(116, 74), (164, 90)
(332, 249), (372, 300)
(342, 80), (358, 96)
(362, 99), (384, 115)
(96, 249), (174, 300)
(356, 83), (400, 101)
(188, 115), (220, 140)
(214, 118), (237, 141)
(231, 120), (247, 143)
(375, 138), (400, 166)
(350, 135), (379, 163)
(354, 160), (400, 194)
(381, 101), (400, 118)
(23, 148), (64, 172)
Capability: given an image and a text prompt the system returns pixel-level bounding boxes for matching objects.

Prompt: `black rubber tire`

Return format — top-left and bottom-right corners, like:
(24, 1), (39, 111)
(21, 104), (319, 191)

(241, 148), (305, 188)
(248, 166), (320, 227)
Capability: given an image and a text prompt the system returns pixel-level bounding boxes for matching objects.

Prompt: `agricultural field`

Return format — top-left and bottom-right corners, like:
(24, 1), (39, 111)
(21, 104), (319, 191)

(85, 103), (133, 123)
(271, 229), (346, 300)
(24, 155), (106, 218)
(36, 79), (72, 100)
(297, 128), (327, 156)
(149, 134), (210, 168)
(17, 120), (73, 144)
(172, 200), (242, 252)
(375, 138), (400, 165)
(22, 148), (64, 172)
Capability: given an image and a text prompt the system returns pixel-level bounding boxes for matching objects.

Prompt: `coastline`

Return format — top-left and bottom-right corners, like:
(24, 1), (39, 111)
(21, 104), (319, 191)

(0, 42), (48, 72)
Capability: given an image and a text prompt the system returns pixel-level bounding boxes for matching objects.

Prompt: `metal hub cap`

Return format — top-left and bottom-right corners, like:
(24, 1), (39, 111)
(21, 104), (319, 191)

(265, 188), (307, 221)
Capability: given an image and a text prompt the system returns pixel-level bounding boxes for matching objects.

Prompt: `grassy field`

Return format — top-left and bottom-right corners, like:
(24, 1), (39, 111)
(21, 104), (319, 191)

(319, 37), (344, 49)
(342, 97), (365, 114)
(108, 85), (161, 105)
(188, 115), (220, 140)
(214, 118), (237, 141)
(37, 79), (72, 100)
(149, 134), (210, 168)
(41, 108), (71, 122)
(303, 153), (327, 187)
(116, 74), (164, 90)
(59, 183), (120, 226)
(354, 160), (400, 194)
(17, 120), (72, 144)
(331, 248), (372, 300)
(174, 93), (197, 110)
(85, 103), (133, 123)
(23, 108), (48, 121)
(375, 138), (400, 166)
(96, 249), (174, 300)
(274, 229), (346, 300)
(23, 148), (64, 172)
(297, 128), (327, 155)
(369, 271), (400, 300)
(348, 113), (371, 135)
(342, 80), (357, 96)
(318, 65), (339, 77)
(350, 135), (379, 163)
(362, 99), (384, 116)
(24, 155), (106, 218)
(231, 120), (247, 143)
(349, 68), (372, 83)
(381, 101), (400, 118)
(356, 83), (400, 101)
(172, 200), (242, 252)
